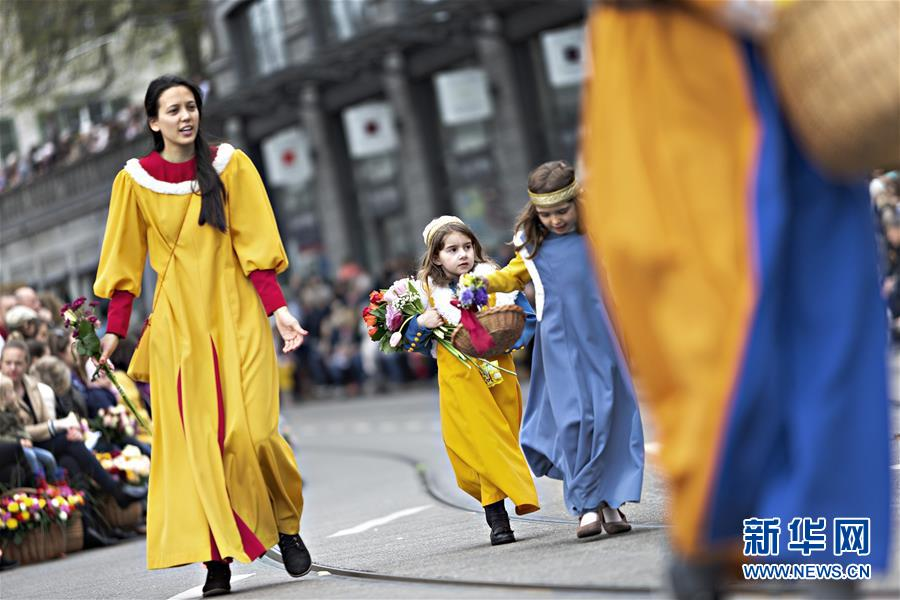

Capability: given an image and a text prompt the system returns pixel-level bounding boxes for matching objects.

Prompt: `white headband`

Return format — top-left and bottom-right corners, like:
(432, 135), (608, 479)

(422, 215), (465, 246)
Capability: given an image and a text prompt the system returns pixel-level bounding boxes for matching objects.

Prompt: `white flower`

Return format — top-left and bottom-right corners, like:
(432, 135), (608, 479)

(389, 332), (403, 347)
(383, 290), (397, 303)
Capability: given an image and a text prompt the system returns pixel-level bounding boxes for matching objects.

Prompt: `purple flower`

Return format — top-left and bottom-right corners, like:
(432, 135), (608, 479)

(64, 319), (71, 328)
(88, 316), (98, 324)
(60, 303), (70, 315)
(89, 301), (99, 307)
(459, 288), (475, 308)
(474, 287), (489, 307)
(385, 305), (403, 331)
(71, 298), (85, 309)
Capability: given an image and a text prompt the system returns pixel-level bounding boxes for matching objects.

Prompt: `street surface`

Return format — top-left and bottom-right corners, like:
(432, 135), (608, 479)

(2, 384), (899, 599)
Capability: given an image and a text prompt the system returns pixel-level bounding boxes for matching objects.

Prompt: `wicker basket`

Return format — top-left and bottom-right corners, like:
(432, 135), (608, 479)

(764, 0), (900, 177)
(99, 495), (143, 530)
(451, 305), (525, 359)
(0, 488), (68, 564)
(1, 525), (65, 565)
(64, 511), (84, 553)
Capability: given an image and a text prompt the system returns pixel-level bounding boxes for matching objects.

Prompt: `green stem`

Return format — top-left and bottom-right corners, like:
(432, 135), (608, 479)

(99, 364), (150, 431)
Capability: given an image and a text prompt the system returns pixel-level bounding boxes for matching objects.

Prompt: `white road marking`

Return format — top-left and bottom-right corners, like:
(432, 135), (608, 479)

(351, 421), (373, 433)
(166, 573), (255, 600)
(403, 420), (423, 432)
(378, 422), (399, 433)
(328, 505), (433, 538)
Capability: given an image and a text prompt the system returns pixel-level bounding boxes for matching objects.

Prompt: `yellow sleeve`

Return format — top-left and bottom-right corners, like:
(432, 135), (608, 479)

(93, 170), (148, 298)
(486, 253), (532, 293)
(225, 149), (289, 276)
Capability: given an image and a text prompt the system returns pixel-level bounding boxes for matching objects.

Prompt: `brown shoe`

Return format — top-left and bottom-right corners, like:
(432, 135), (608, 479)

(600, 503), (632, 535)
(576, 511), (604, 538)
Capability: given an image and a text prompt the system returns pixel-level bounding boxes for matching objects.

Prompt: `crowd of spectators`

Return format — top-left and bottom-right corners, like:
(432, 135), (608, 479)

(873, 171), (900, 343)
(0, 285), (150, 570)
(0, 105), (145, 194)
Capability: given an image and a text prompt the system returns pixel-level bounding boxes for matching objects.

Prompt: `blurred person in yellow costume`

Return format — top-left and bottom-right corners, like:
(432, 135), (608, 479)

(93, 75), (313, 596)
(580, 0), (893, 595)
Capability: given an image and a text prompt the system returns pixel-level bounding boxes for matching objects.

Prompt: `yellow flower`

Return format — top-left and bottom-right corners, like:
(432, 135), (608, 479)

(8, 503), (19, 513)
(6, 518), (17, 530)
(38, 498), (46, 508)
(21, 510), (30, 521)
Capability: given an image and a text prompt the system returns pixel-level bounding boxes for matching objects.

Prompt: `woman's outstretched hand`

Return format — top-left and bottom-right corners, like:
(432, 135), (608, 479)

(274, 307), (308, 353)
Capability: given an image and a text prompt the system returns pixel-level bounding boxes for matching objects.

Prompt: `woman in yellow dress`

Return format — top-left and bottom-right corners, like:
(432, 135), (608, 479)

(403, 216), (539, 546)
(94, 75), (311, 596)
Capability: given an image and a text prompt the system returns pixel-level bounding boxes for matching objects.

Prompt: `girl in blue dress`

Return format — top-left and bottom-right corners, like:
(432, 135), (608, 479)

(485, 160), (645, 539)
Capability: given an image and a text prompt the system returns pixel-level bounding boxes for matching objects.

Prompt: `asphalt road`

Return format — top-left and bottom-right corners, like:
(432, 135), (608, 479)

(2, 384), (898, 599)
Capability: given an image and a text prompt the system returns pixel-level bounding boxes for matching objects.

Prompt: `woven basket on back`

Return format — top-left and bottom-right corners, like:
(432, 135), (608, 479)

(451, 305), (525, 360)
(764, 0), (900, 177)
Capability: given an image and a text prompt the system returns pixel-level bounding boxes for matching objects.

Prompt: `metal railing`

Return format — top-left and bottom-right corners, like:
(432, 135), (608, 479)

(0, 137), (151, 244)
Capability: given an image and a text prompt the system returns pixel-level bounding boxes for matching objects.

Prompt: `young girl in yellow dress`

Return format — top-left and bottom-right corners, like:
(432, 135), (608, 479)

(94, 75), (311, 596)
(403, 216), (539, 545)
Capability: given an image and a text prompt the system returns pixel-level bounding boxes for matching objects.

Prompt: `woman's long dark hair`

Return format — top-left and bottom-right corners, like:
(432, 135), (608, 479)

(144, 75), (227, 232)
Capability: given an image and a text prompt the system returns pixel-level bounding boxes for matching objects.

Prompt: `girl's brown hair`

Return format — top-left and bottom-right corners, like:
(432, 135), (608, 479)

(417, 221), (491, 287)
(513, 160), (583, 258)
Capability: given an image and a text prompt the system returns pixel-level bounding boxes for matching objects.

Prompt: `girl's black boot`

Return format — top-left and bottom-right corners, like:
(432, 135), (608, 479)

(484, 500), (516, 546)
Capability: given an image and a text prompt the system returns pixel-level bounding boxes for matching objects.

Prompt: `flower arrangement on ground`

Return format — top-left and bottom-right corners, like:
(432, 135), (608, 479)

(0, 488), (85, 545)
(95, 445), (150, 485)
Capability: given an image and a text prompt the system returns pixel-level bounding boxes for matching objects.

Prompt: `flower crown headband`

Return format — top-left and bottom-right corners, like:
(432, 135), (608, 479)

(528, 178), (579, 207)
(422, 215), (465, 247)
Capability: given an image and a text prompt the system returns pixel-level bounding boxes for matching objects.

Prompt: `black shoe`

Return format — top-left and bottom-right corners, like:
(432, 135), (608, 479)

(83, 525), (119, 548)
(114, 483), (147, 509)
(202, 561), (231, 597)
(108, 526), (138, 540)
(484, 501), (516, 546)
(0, 554), (18, 571)
(277, 532), (312, 577)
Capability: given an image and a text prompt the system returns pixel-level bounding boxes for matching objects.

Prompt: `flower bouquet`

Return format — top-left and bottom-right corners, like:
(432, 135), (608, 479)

(362, 277), (513, 387)
(61, 297), (150, 430)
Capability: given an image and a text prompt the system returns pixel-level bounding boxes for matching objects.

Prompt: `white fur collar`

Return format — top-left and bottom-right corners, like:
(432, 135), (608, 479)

(428, 263), (518, 326)
(123, 143), (235, 194)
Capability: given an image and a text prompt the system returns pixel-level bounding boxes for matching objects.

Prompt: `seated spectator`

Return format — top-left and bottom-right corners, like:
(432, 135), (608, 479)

(30, 355), (88, 419)
(4, 305), (39, 339)
(0, 340), (145, 508)
(0, 374), (60, 484)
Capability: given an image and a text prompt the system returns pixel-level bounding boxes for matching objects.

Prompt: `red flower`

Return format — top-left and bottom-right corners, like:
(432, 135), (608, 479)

(367, 326), (378, 337)
(362, 306), (371, 318)
(369, 290), (383, 304)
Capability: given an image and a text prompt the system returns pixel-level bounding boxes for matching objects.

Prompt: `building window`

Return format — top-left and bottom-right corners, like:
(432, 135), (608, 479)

(0, 119), (18, 162)
(232, 0), (287, 77)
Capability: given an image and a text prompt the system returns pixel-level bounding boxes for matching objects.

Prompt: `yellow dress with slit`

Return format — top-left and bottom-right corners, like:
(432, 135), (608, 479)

(411, 286), (539, 515)
(94, 145), (303, 569)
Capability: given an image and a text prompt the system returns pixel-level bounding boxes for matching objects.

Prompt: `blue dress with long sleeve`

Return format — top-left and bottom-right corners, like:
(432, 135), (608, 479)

(524, 232), (644, 514)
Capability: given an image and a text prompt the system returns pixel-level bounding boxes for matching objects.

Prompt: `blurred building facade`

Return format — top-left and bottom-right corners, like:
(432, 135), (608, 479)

(208, 0), (586, 278)
(1, 0), (586, 311)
